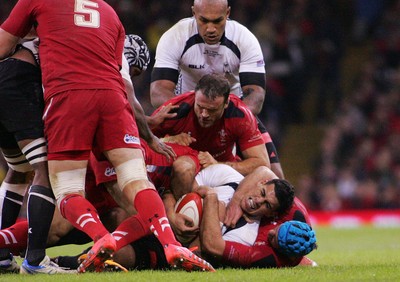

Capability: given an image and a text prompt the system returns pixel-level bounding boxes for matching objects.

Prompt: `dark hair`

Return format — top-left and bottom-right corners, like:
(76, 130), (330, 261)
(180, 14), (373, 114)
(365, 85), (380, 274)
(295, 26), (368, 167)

(195, 73), (230, 102)
(267, 179), (295, 216)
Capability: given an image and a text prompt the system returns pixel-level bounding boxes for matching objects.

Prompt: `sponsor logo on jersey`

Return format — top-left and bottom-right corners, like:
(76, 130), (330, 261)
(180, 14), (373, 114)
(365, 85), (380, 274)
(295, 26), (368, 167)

(124, 134), (140, 144)
(105, 167), (116, 177)
(188, 64), (205, 69)
(204, 49), (219, 57)
(218, 129), (227, 145)
(213, 150), (226, 158)
(254, 241), (266, 246)
(146, 165), (156, 173)
(256, 59), (265, 67)
(223, 63), (233, 74)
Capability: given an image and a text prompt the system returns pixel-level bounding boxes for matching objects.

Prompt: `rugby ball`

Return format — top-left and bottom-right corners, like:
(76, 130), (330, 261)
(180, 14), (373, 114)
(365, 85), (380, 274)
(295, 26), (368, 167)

(174, 192), (203, 244)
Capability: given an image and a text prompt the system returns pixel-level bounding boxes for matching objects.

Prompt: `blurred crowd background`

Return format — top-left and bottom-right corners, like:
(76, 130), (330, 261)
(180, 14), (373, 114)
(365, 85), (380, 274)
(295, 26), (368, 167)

(1, 0), (399, 211)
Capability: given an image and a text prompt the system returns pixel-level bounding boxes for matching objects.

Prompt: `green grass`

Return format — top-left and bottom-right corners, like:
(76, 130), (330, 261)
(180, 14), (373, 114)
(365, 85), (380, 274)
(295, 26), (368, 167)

(1, 226), (399, 281)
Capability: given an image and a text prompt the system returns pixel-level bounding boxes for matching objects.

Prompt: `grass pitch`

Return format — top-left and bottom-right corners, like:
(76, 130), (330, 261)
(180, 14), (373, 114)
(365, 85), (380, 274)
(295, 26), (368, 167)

(1, 226), (399, 282)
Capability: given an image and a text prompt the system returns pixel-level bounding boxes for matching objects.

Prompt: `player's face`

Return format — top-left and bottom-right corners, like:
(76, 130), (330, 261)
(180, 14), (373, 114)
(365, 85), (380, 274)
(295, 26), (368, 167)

(194, 91), (228, 128)
(240, 181), (280, 218)
(192, 3), (230, 45)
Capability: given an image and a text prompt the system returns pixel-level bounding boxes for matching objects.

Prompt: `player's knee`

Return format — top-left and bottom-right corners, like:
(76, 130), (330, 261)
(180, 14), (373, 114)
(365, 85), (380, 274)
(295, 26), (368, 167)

(21, 137), (48, 166)
(115, 159), (148, 191)
(49, 168), (86, 207)
(2, 151), (32, 173)
(172, 156), (196, 176)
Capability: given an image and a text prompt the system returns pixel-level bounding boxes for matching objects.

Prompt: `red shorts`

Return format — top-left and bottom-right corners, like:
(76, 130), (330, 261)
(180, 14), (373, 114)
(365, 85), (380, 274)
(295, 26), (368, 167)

(44, 89), (140, 160)
(89, 141), (200, 194)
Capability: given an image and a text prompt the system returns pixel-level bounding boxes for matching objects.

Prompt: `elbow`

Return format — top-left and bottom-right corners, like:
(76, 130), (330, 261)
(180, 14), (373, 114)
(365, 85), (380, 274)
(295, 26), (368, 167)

(201, 230), (224, 256)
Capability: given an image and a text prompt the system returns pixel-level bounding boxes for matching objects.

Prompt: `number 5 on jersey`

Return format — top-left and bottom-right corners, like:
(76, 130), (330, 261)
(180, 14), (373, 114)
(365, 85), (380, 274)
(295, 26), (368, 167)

(74, 0), (100, 28)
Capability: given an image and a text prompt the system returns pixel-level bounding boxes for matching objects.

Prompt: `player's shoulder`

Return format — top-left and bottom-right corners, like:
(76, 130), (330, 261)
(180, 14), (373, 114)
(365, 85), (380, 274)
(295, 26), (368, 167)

(168, 91), (195, 105)
(224, 95), (253, 119)
(277, 197), (311, 225)
(225, 19), (256, 38)
(225, 19), (261, 50)
(163, 17), (197, 38)
(162, 92), (194, 119)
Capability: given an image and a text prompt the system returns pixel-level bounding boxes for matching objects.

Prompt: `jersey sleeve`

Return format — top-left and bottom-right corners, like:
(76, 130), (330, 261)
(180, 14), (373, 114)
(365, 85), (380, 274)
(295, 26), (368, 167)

(233, 101), (265, 151)
(237, 25), (265, 75)
(153, 22), (185, 71)
(1, 0), (35, 38)
(223, 241), (278, 268)
(194, 164), (243, 187)
(120, 55), (131, 83)
(223, 240), (301, 268)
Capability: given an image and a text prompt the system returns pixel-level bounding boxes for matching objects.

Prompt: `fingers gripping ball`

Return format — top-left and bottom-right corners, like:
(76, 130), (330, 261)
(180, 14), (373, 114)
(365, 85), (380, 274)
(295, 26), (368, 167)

(277, 220), (317, 257)
(174, 192), (203, 244)
(124, 34), (150, 71)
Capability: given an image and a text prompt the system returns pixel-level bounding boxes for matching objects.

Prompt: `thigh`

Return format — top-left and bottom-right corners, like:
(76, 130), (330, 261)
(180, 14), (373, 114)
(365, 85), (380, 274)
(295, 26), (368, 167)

(0, 60), (44, 142)
(44, 91), (99, 154)
(95, 90), (141, 152)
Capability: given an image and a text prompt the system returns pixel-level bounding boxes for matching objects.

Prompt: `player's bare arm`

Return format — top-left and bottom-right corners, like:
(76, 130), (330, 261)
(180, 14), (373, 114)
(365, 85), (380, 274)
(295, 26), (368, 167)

(150, 79), (177, 109)
(241, 84), (266, 115)
(125, 79), (176, 161)
(147, 103), (178, 129)
(200, 191), (226, 256)
(227, 144), (270, 176)
(161, 133), (197, 146)
(0, 28), (19, 59)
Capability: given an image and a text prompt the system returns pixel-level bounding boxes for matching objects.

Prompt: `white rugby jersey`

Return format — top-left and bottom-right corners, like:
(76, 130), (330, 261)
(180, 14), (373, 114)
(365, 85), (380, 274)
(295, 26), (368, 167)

(153, 17), (265, 97)
(195, 164), (260, 246)
(21, 39), (40, 65)
(120, 54), (131, 83)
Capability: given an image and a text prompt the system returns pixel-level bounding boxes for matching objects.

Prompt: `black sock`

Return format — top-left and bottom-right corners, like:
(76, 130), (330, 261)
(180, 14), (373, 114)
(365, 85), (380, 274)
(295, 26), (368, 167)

(52, 247), (91, 269)
(0, 249), (11, 261)
(54, 228), (91, 246)
(0, 187), (24, 228)
(25, 185), (55, 266)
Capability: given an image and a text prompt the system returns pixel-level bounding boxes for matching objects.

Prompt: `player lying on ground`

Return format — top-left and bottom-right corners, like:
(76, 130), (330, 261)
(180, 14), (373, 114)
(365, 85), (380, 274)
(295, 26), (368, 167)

(54, 164), (314, 270)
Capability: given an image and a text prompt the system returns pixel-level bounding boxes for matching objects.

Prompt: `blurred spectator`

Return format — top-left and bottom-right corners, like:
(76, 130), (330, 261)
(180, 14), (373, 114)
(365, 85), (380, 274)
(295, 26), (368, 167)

(351, 0), (386, 44)
(311, 0), (345, 122)
(299, 0), (400, 210)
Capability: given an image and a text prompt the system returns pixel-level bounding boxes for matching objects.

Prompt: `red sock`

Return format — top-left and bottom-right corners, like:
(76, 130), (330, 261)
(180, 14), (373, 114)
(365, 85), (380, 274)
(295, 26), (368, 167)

(112, 214), (150, 251)
(134, 189), (180, 247)
(0, 220), (28, 255)
(59, 194), (108, 242)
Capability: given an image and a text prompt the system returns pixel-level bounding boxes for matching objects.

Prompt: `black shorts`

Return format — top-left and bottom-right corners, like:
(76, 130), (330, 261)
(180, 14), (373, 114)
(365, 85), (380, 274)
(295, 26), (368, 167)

(131, 235), (169, 270)
(0, 58), (44, 148)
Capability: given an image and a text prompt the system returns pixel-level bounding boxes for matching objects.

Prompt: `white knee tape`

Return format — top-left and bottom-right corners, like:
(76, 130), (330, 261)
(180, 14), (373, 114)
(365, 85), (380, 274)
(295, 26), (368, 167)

(49, 168), (86, 206)
(115, 159), (148, 190)
(21, 137), (48, 165)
